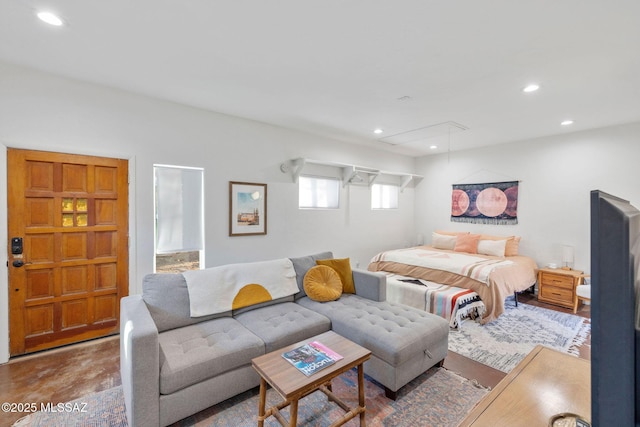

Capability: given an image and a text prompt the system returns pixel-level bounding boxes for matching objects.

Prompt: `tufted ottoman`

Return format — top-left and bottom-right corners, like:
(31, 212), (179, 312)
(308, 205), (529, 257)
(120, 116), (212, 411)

(298, 294), (450, 399)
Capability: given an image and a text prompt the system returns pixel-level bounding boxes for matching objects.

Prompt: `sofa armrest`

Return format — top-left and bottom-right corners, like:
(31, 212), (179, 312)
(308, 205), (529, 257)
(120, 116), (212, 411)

(352, 268), (386, 302)
(120, 295), (160, 427)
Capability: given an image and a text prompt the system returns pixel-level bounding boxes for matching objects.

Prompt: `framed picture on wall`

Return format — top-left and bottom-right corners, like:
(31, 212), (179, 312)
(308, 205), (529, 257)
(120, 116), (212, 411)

(229, 181), (267, 236)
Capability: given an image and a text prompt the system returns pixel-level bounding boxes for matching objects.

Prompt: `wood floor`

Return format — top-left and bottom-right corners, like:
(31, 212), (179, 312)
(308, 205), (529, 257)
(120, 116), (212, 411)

(0, 293), (591, 426)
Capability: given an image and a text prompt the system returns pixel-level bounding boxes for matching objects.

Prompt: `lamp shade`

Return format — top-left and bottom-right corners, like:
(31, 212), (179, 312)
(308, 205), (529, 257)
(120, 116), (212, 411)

(562, 245), (575, 265)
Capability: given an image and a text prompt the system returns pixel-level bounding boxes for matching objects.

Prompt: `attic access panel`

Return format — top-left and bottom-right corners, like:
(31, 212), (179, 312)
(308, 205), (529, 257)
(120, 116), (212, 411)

(379, 121), (468, 147)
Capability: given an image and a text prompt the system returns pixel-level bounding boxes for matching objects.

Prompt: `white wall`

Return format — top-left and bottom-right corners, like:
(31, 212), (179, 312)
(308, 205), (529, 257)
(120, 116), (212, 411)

(415, 122), (640, 273)
(3, 59), (638, 364)
(0, 61), (416, 363)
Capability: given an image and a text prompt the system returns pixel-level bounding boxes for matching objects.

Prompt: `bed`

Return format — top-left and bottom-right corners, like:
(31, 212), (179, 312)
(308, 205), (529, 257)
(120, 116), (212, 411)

(368, 232), (538, 325)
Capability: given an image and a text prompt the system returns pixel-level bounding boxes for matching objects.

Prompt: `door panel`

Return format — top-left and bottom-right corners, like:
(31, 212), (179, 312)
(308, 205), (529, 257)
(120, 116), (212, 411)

(8, 148), (128, 355)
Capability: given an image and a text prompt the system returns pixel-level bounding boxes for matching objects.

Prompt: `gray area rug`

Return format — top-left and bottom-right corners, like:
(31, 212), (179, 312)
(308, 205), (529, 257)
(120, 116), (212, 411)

(449, 298), (591, 373)
(12, 366), (487, 426)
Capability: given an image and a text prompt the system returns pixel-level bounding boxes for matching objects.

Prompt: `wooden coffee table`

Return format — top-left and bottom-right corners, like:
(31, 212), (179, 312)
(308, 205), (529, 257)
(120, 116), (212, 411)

(251, 330), (371, 427)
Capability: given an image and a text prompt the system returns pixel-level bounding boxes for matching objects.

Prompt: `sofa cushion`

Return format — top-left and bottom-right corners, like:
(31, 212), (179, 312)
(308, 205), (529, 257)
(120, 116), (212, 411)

(142, 273), (231, 333)
(316, 258), (356, 294)
(289, 252), (333, 300)
(297, 294), (449, 367)
(234, 302), (331, 353)
(158, 317), (264, 395)
(303, 265), (343, 302)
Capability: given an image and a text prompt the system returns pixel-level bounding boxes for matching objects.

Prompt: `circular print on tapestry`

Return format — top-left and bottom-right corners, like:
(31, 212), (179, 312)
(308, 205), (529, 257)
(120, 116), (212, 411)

(503, 186), (518, 217)
(476, 187), (508, 217)
(451, 189), (470, 216)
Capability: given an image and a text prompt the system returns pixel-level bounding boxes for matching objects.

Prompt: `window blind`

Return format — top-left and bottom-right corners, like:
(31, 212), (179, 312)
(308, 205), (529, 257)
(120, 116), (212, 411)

(155, 165), (204, 253)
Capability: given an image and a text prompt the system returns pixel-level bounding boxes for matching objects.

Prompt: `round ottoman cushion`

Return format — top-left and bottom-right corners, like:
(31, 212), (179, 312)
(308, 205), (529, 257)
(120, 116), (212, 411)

(303, 265), (343, 302)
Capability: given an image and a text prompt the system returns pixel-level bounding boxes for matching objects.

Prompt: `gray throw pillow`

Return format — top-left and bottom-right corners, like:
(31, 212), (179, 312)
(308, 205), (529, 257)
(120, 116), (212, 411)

(142, 273), (230, 332)
(289, 251), (333, 299)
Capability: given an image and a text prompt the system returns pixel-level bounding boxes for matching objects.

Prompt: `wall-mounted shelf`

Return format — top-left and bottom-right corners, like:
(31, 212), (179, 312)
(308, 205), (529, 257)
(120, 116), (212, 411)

(282, 158), (423, 192)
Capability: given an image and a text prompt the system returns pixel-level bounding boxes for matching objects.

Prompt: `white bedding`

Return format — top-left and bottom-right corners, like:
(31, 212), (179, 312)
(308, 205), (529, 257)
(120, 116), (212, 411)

(371, 247), (514, 286)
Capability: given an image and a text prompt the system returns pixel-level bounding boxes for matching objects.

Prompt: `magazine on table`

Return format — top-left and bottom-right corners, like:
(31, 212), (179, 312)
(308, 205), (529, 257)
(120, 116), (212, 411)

(282, 340), (343, 376)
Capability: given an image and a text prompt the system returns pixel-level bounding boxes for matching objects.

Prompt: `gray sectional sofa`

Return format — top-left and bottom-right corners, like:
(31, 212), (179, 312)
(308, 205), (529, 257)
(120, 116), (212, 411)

(120, 252), (449, 426)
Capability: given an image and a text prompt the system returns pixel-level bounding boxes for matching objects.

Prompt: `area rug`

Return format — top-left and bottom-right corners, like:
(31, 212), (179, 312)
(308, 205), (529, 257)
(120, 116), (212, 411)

(449, 298), (591, 373)
(12, 366), (487, 427)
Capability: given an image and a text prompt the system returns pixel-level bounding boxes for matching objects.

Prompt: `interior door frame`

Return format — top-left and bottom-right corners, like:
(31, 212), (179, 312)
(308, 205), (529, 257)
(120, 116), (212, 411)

(0, 146), (137, 363)
(0, 146), (8, 363)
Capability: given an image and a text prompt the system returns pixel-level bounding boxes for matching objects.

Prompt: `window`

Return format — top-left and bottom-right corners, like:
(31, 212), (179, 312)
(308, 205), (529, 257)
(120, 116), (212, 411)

(371, 183), (399, 209)
(154, 165), (204, 272)
(299, 176), (340, 209)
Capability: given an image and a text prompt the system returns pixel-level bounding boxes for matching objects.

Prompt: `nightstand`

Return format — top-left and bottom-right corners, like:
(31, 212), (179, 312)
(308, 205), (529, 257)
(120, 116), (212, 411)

(537, 268), (584, 309)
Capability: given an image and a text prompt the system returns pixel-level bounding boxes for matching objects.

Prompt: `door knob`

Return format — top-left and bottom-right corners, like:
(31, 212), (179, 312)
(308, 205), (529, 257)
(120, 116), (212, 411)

(12, 260), (24, 267)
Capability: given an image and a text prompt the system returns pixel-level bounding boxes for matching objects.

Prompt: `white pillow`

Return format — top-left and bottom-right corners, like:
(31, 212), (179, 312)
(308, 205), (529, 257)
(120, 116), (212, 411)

(477, 239), (507, 257)
(432, 232), (457, 250)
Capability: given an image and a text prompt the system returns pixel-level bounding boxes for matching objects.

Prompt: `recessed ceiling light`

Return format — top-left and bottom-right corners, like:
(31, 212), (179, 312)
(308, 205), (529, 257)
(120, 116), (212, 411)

(430, 145), (438, 150)
(373, 128), (383, 134)
(37, 11), (64, 26)
(522, 84), (540, 93)
(561, 120), (574, 126)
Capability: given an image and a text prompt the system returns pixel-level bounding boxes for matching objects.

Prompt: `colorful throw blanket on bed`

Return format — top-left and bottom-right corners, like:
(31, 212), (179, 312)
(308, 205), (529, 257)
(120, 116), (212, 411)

(371, 247), (513, 286)
(182, 258), (299, 317)
(386, 274), (486, 328)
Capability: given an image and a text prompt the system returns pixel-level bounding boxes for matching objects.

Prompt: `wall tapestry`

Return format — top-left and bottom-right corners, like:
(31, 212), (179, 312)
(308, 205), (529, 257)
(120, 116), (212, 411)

(451, 181), (518, 225)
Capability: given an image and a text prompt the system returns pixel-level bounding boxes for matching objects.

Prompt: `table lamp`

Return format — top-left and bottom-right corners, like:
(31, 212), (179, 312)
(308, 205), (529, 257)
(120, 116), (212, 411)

(562, 245), (574, 270)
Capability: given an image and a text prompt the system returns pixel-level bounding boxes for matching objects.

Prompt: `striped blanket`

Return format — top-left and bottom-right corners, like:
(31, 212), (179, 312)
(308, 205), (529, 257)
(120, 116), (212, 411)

(371, 247), (513, 286)
(385, 273), (486, 328)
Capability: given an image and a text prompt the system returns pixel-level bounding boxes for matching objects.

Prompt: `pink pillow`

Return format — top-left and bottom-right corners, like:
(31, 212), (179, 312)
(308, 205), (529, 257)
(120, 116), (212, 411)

(454, 233), (481, 254)
(505, 236), (521, 257)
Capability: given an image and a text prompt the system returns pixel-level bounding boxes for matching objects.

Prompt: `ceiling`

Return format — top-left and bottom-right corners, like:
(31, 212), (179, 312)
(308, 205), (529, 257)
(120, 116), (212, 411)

(1, 1), (639, 157)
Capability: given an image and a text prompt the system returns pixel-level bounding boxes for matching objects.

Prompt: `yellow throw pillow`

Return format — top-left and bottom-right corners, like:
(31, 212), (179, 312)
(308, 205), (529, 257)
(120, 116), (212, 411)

(316, 258), (356, 294)
(303, 265), (343, 302)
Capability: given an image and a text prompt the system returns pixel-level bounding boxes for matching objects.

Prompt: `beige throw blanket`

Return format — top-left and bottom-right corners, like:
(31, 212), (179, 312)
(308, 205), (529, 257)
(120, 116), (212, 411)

(369, 246), (538, 324)
(371, 247), (513, 286)
(183, 258), (299, 317)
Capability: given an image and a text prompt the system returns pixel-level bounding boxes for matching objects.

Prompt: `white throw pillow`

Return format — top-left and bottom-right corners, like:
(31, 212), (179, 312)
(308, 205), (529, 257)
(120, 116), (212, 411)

(432, 232), (457, 250)
(477, 239), (507, 257)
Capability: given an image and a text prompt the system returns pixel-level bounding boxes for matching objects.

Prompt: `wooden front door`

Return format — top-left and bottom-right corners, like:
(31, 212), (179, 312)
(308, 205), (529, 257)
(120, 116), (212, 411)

(7, 148), (129, 356)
